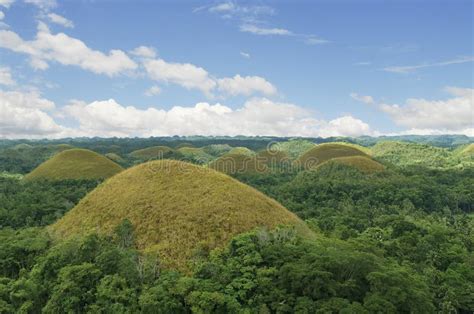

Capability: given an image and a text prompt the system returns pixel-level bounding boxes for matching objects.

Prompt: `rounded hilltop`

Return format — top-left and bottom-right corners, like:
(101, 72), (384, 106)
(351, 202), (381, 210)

(209, 152), (268, 175)
(296, 143), (369, 169)
(49, 160), (310, 271)
(315, 156), (385, 173)
(24, 149), (123, 181)
(129, 146), (174, 160)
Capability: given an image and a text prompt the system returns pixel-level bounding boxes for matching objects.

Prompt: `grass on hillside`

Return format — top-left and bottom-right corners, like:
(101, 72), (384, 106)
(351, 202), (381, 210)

(296, 143), (369, 169)
(256, 150), (291, 167)
(24, 149), (123, 181)
(49, 160), (311, 272)
(315, 156), (385, 173)
(129, 146), (174, 160)
(209, 153), (268, 174)
(105, 153), (125, 164)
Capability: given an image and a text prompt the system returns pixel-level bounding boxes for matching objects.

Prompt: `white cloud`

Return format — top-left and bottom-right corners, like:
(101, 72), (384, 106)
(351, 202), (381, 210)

(240, 24), (292, 36)
(144, 85), (161, 96)
(379, 87), (473, 131)
(350, 92), (375, 105)
(130, 45), (157, 58)
(206, 2), (275, 16)
(208, 2), (235, 13)
(240, 51), (250, 58)
(143, 58), (216, 96)
(351, 87), (473, 136)
(0, 0), (14, 8)
(24, 0), (56, 10)
(142, 57), (278, 97)
(60, 97), (373, 138)
(383, 56), (474, 73)
(47, 13), (74, 28)
(0, 66), (15, 86)
(0, 11), (4, 19)
(0, 89), (65, 138)
(217, 75), (276, 96)
(318, 116), (372, 138)
(0, 22), (137, 76)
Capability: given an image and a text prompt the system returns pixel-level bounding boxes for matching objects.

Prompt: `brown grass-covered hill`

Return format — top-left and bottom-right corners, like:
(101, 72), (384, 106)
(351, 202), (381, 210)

(129, 146), (174, 160)
(296, 143), (369, 169)
(315, 156), (385, 173)
(256, 150), (291, 167)
(49, 160), (311, 271)
(24, 149), (123, 181)
(208, 153), (268, 175)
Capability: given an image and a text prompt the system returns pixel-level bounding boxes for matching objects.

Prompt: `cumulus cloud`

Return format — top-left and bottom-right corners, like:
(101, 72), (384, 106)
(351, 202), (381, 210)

(0, 66), (15, 86)
(60, 97), (373, 138)
(144, 85), (161, 96)
(0, 89), (65, 138)
(0, 22), (137, 76)
(379, 87), (473, 131)
(143, 57), (276, 97)
(47, 12), (73, 28)
(130, 45), (157, 58)
(217, 75), (277, 96)
(143, 58), (216, 96)
(0, 11), (4, 19)
(352, 87), (473, 135)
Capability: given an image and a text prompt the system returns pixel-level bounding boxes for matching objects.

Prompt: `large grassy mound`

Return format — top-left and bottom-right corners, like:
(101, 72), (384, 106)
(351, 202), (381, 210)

(129, 146), (174, 160)
(24, 149), (123, 181)
(296, 143), (369, 169)
(209, 153), (268, 174)
(315, 156), (385, 173)
(50, 160), (309, 271)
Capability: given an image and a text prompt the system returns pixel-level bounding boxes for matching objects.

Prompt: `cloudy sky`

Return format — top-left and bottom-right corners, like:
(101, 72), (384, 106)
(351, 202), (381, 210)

(0, 0), (472, 139)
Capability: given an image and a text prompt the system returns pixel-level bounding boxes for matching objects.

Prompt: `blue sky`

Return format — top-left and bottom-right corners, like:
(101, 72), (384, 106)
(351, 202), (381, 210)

(0, 0), (472, 138)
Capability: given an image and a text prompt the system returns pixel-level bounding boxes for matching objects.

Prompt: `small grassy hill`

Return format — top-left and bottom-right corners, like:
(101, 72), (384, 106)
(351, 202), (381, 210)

(315, 156), (385, 173)
(129, 146), (174, 160)
(49, 160), (310, 271)
(177, 147), (214, 164)
(201, 144), (232, 157)
(296, 143), (369, 169)
(209, 153), (268, 175)
(24, 149), (123, 181)
(256, 150), (290, 167)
